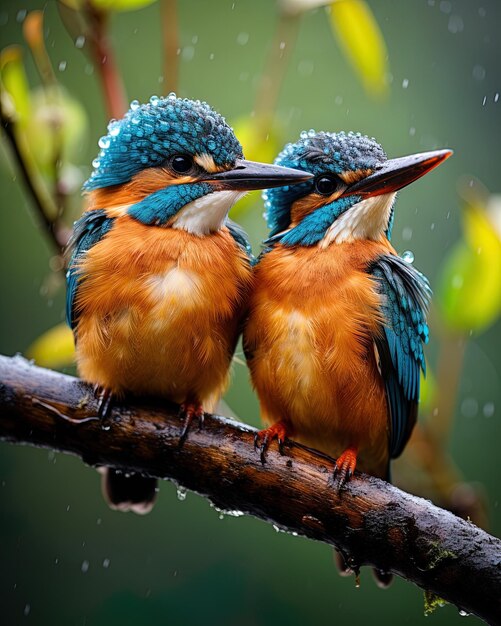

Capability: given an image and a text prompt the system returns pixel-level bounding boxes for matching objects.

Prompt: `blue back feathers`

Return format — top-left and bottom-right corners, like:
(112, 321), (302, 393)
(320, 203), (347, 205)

(370, 254), (432, 457)
(264, 131), (387, 239)
(66, 210), (114, 331)
(84, 95), (243, 192)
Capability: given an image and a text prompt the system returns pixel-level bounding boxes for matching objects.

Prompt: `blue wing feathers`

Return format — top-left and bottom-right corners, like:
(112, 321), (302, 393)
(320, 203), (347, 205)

(66, 210), (114, 331)
(370, 254), (431, 458)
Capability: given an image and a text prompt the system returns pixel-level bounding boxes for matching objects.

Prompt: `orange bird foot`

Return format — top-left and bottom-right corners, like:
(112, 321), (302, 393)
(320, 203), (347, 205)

(254, 420), (291, 464)
(333, 447), (358, 491)
(178, 398), (205, 446)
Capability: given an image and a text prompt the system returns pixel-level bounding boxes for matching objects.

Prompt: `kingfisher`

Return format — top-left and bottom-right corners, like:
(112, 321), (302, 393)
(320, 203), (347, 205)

(244, 131), (452, 487)
(66, 94), (311, 514)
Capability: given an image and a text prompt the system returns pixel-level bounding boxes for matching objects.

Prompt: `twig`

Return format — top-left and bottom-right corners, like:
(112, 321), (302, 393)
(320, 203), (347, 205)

(161, 0), (179, 95)
(0, 354), (500, 624)
(84, 3), (127, 120)
(254, 9), (301, 133)
(0, 102), (69, 251)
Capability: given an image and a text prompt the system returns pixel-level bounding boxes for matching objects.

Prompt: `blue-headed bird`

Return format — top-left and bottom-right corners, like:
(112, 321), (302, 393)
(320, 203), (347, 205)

(244, 131), (452, 487)
(66, 95), (311, 514)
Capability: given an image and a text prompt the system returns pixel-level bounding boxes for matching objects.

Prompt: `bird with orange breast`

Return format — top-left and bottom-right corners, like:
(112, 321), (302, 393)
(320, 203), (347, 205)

(66, 95), (311, 513)
(244, 130), (452, 487)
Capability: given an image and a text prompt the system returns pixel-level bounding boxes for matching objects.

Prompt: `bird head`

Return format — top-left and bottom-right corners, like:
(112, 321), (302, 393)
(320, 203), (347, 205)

(84, 94), (311, 234)
(263, 131), (452, 247)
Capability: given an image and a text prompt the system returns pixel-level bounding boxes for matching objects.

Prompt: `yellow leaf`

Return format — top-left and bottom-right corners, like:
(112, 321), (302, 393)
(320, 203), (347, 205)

(229, 117), (283, 218)
(329, 0), (389, 97)
(437, 202), (501, 333)
(0, 45), (31, 125)
(91, 0), (158, 11)
(27, 323), (75, 369)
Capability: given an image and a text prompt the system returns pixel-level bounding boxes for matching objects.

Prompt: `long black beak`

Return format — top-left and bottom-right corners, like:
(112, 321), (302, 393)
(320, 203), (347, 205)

(207, 159), (313, 191)
(343, 149), (453, 198)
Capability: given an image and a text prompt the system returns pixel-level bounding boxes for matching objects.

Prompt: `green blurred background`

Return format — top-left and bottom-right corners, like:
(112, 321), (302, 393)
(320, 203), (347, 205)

(1, 1), (500, 624)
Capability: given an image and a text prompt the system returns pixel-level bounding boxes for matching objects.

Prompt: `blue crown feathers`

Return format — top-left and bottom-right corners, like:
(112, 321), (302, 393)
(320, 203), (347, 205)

(84, 94), (243, 191)
(264, 131), (386, 237)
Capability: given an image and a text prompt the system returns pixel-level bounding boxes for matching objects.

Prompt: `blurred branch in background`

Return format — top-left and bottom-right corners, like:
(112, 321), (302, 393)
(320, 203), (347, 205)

(0, 46), (69, 253)
(1, 354), (501, 624)
(161, 0), (178, 95)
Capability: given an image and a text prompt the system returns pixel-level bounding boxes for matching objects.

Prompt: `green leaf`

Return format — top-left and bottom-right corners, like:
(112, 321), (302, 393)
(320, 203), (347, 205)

(436, 201), (501, 334)
(25, 85), (88, 170)
(0, 46), (31, 125)
(229, 116), (283, 218)
(27, 323), (75, 369)
(329, 0), (389, 97)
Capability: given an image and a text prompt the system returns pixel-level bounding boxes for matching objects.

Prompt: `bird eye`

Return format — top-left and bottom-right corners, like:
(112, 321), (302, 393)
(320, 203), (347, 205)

(171, 155), (194, 174)
(315, 175), (342, 196)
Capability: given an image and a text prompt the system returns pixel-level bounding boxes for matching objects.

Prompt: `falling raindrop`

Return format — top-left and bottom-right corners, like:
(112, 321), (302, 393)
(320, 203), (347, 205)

(402, 227), (413, 241)
(24, 604), (31, 616)
(473, 65), (486, 81)
(448, 15), (464, 34)
(236, 32), (249, 45)
(483, 402), (495, 418)
(181, 46), (195, 61)
(81, 560), (89, 573)
(75, 35), (85, 48)
(58, 61), (67, 72)
(439, 0), (452, 14)
(402, 250), (415, 264)
(461, 397), (478, 418)
(402, 78), (409, 89)
(102, 558), (110, 568)
(297, 60), (314, 77)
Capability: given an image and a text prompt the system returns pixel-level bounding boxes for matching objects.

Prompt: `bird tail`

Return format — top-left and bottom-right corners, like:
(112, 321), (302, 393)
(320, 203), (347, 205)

(100, 468), (158, 515)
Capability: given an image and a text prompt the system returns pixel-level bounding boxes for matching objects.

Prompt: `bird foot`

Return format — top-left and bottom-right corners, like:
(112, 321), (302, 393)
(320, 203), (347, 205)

(178, 398), (204, 447)
(254, 420), (291, 464)
(333, 447), (357, 491)
(93, 384), (114, 428)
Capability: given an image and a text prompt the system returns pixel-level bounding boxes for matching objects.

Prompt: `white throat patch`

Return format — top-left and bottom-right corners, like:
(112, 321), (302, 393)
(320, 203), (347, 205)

(171, 190), (245, 236)
(319, 192), (396, 247)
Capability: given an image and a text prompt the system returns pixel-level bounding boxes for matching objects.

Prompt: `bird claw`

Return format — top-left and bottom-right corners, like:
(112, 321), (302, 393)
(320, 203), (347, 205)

(93, 384), (114, 428)
(178, 399), (204, 447)
(333, 447), (358, 492)
(254, 421), (290, 464)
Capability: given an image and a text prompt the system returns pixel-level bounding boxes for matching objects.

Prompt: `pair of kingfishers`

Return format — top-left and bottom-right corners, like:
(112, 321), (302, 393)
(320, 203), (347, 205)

(67, 95), (451, 513)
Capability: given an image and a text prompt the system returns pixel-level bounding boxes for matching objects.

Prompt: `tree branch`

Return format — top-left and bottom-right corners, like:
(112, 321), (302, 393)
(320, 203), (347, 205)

(0, 354), (499, 624)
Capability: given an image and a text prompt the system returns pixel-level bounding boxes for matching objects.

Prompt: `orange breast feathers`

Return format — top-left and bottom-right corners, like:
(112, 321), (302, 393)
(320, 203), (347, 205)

(244, 238), (395, 477)
(73, 213), (253, 409)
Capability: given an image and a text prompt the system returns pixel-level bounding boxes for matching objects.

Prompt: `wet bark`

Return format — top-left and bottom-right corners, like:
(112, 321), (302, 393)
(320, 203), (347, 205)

(0, 354), (500, 624)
